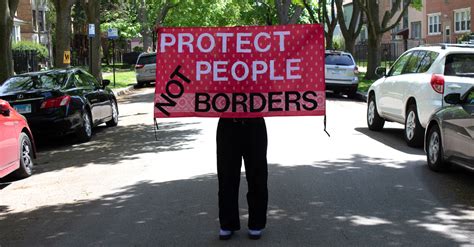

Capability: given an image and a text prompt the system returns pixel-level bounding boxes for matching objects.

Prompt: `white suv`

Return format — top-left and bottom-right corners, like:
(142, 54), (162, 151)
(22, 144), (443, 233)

(367, 44), (474, 147)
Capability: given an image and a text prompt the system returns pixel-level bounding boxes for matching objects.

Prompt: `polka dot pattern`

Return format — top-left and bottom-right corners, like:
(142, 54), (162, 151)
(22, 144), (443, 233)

(154, 24), (326, 118)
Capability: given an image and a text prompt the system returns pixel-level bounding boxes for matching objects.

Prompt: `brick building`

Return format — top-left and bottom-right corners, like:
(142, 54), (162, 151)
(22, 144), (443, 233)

(425, 0), (472, 43)
(14, 0), (51, 54)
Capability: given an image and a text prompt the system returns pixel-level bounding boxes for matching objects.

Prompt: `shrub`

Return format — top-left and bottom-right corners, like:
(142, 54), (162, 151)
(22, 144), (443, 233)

(12, 41), (48, 59)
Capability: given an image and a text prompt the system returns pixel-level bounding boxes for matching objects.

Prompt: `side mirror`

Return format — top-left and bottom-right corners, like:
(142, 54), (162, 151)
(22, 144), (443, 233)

(444, 93), (461, 105)
(0, 100), (11, 117)
(375, 67), (387, 78)
(102, 79), (111, 88)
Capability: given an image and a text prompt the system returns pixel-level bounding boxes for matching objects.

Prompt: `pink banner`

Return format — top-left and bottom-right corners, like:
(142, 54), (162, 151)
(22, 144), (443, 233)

(154, 24), (325, 118)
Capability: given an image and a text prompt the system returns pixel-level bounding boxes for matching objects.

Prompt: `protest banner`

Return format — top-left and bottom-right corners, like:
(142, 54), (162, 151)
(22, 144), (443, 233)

(154, 24), (325, 118)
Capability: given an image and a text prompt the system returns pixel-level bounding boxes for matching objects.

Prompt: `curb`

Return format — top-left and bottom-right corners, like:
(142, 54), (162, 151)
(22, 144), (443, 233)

(112, 86), (135, 97)
(356, 91), (368, 102)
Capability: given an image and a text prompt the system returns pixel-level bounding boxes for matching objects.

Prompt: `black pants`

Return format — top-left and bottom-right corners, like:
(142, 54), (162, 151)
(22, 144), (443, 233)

(217, 118), (268, 231)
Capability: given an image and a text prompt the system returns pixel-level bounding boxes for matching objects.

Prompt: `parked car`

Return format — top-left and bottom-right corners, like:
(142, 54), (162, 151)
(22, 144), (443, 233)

(0, 99), (35, 179)
(367, 44), (474, 147)
(425, 88), (474, 171)
(325, 50), (359, 98)
(0, 68), (119, 143)
(135, 52), (156, 87)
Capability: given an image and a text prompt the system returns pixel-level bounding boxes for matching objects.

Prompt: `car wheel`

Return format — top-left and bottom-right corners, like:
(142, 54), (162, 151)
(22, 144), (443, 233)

(76, 110), (92, 142)
(136, 81), (145, 88)
(347, 88), (358, 99)
(367, 95), (385, 131)
(106, 100), (119, 127)
(426, 124), (449, 172)
(405, 103), (424, 147)
(12, 133), (34, 178)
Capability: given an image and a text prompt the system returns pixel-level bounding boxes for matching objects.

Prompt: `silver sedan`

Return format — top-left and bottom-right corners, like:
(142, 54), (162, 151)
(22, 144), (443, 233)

(425, 87), (474, 171)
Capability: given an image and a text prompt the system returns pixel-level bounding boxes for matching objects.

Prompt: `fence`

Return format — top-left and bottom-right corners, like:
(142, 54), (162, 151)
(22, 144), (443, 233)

(12, 50), (39, 74)
(353, 39), (425, 72)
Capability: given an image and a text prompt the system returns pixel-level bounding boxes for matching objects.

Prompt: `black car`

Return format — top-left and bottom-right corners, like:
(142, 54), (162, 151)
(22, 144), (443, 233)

(0, 68), (119, 142)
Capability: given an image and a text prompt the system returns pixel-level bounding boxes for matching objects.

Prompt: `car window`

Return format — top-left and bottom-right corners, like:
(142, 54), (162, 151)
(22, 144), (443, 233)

(325, 54), (354, 66)
(403, 51), (426, 74)
(0, 73), (67, 94)
(388, 52), (412, 76)
(73, 72), (93, 89)
(417, 51), (439, 73)
(137, 55), (156, 65)
(445, 54), (474, 78)
(466, 90), (474, 104)
(79, 71), (101, 88)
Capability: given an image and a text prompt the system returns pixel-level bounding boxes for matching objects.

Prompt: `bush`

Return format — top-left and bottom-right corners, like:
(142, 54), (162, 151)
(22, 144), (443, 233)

(12, 41), (48, 59)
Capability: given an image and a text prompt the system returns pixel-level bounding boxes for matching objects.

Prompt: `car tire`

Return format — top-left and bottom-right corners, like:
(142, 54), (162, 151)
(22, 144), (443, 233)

(12, 132), (34, 178)
(136, 81), (145, 88)
(76, 110), (93, 142)
(347, 88), (358, 99)
(367, 95), (385, 131)
(426, 124), (449, 172)
(405, 103), (424, 147)
(106, 100), (119, 127)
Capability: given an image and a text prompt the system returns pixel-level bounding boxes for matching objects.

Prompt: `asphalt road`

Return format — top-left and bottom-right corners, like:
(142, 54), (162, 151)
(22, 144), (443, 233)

(1, 87), (473, 247)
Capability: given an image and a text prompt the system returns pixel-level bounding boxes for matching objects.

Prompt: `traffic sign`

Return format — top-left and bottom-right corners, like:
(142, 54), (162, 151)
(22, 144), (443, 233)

(108, 28), (118, 39)
(88, 24), (95, 37)
(63, 51), (71, 64)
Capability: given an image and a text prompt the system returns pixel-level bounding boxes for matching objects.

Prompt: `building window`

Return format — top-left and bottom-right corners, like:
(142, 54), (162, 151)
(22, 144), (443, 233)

(454, 8), (471, 33)
(38, 10), (45, 32)
(411, 21), (421, 39)
(428, 13), (441, 35)
(32, 10), (37, 31)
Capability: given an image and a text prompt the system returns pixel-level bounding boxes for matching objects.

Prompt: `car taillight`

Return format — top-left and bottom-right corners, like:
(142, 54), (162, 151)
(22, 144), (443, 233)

(430, 74), (444, 94)
(135, 64), (144, 69)
(40, 95), (71, 109)
(354, 66), (359, 74)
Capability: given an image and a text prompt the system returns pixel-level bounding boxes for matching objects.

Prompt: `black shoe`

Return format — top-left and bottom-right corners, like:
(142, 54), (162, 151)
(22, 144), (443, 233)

(219, 229), (233, 240)
(248, 229), (262, 240)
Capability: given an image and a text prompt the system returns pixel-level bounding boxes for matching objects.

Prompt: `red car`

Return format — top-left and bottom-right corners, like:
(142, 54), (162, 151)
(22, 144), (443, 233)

(0, 99), (35, 179)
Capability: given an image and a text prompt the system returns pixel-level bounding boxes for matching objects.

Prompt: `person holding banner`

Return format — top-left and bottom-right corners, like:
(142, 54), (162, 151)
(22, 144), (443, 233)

(217, 117), (268, 240)
(154, 24), (326, 241)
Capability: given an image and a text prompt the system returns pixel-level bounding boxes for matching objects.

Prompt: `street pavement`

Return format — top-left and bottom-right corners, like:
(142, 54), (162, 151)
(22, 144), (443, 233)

(1, 87), (473, 246)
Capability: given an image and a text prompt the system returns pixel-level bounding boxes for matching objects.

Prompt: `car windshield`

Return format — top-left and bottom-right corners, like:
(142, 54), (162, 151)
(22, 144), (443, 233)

(444, 54), (474, 78)
(325, 54), (354, 66)
(137, 54), (156, 65)
(0, 73), (68, 94)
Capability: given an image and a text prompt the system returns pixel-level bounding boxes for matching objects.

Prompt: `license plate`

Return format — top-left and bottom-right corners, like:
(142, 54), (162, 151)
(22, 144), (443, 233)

(13, 104), (32, 114)
(331, 69), (342, 75)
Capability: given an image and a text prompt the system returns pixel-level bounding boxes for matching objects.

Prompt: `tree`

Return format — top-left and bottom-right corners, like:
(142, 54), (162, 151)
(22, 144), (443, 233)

(357, 0), (421, 79)
(0, 0), (20, 83)
(82, 0), (102, 80)
(335, 0), (363, 54)
(275, 0), (303, 25)
(299, 0), (338, 49)
(52, 0), (75, 68)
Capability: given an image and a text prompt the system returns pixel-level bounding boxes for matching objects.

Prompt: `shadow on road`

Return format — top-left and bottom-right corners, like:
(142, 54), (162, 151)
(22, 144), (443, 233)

(355, 127), (424, 155)
(1, 155), (473, 246)
(29, 121), (202, 175)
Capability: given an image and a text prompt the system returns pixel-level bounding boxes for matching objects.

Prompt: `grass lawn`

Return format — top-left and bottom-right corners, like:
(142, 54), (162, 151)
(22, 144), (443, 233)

(357, 72), (376, 93)
(102, 70), (136, 88)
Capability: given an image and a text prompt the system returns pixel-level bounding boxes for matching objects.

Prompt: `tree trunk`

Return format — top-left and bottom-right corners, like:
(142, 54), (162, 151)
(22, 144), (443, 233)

(83, 0), (102, 80)
(365, 33), (382, 80)
(326, 32), (334, 50)
(53, 0), (74, 68)
(138, 0), (151, 51)
(275, 0), (303, 25)
(335, 0), (363, 54)
(0, 0), (19, 83)
(345, 39), (355, 55)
